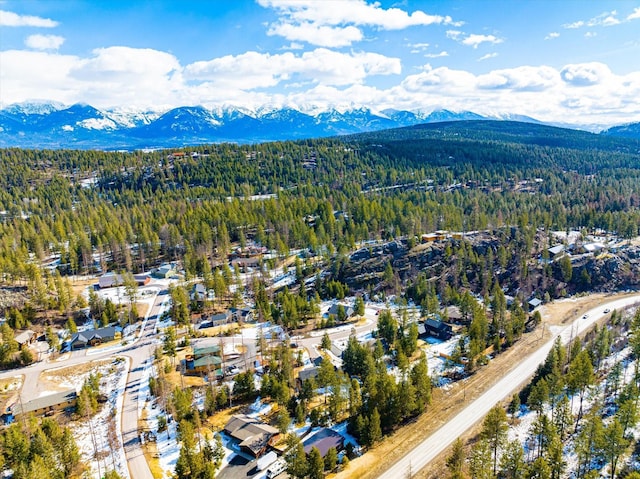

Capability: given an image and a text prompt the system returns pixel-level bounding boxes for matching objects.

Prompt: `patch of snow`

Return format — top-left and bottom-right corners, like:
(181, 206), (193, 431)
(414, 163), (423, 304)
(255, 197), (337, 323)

(69, 357), (129, 479)
(78, 118), (118, 130)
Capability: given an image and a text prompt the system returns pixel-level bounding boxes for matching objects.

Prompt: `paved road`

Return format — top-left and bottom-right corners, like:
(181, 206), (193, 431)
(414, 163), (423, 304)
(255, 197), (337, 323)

(377, 294), (640, 479)
(0, 286), (168, 479)
(121, 290), (166, 479)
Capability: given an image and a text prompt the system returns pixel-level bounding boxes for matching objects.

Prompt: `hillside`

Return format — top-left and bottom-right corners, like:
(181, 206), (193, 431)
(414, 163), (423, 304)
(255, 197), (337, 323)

(348, 120), (640, 154)
(602, 121), (640, 140)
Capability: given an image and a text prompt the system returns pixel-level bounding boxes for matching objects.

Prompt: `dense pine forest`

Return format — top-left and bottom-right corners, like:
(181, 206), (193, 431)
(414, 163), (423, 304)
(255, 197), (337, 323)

(0, 121), (639, 286)
(1, 121), (640, 478)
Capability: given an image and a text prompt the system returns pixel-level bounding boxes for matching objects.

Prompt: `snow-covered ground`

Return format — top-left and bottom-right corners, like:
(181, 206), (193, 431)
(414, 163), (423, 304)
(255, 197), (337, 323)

(501, 334), (639, 476)
(43, 357), (130, 479)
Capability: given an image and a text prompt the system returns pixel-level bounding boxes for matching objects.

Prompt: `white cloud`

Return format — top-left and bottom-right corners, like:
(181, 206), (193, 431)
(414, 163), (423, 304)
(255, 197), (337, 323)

(477, 66), (559, 91)
(401, 65), (476, 92)
(388, 62), (640, 126)
(408, 42), (430, 50)
(25, 34), (65, 50)
(0, 47), (185, 109)
(545, 32), (560, 40)
(563, 20), (584, 29)
(560, 62), (611, 86)
(258, 0), (458, 46)
(446, 30), (462, 40)
(585, 31), (597, 38)
(282, 42), (304, 50)
(0, 9), (58, 27)
(425, 51), (448, 58)
(0, 50), (81, 105)
(1, 43), (639, 127)
(477, 53), (498, 62)
(185, 48), (401, 88)
(627, 7), (640, 20)
(267, 22), (362, 48)
(563, 10), (622, 29)
(461, 34), (503, 49)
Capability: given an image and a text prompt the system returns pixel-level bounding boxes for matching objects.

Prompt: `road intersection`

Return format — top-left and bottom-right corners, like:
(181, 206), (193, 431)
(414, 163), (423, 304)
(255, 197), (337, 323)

(2, 289), (638, 479)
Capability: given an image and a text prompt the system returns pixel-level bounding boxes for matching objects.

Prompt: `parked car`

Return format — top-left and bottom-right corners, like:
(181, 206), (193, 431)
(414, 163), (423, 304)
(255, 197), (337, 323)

(267, 459), (287, 479)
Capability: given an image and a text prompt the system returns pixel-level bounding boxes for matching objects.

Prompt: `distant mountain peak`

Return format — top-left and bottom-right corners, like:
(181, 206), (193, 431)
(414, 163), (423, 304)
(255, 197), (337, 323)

(1, 101), (639, 149)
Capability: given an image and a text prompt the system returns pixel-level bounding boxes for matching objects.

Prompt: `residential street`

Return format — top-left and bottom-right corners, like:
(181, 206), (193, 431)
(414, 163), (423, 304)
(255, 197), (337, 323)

(121, 293), (164, 479)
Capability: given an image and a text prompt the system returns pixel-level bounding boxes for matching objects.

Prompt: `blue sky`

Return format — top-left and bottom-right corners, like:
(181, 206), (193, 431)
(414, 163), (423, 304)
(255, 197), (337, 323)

(1, 0), (639, 126)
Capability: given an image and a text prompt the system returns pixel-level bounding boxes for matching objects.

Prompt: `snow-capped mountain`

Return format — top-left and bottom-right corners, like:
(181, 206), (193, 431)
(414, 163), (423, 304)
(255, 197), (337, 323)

(2, 101), (625, 149)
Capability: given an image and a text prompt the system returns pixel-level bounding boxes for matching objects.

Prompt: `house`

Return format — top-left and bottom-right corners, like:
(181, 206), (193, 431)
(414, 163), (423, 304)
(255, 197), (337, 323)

(302, 428), (344, 457)
(528, 298), (543, 311)
(70, 326), (122, 350)
(198, 311), (232, 329)
(224, 414), (280, 457)
(231, 307), (254, 323)
(231, 257), (261, 272)
(443, 306), (463, 322)
(98, 272), (150, 289)
(185, 344), (223, 375)
(153, 264), (177, 279)
(297, 367), (319, 387)
(190, 283), (207, 302)
(424, 319), (453, 341)
(417, 322), (427, 338)
(14, 330), (36, 348)
(547, 245), (565, 261)
(327, 303), (354, 319)
(10, 389), (77, 417)
(583, 242), (605, 254)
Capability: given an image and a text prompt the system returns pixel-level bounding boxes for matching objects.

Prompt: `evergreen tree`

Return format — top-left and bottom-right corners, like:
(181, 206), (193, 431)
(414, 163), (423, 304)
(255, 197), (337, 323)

(446, 438), (466, 479)
(324, 446), (338, 472)
(368, 408), (382, 446)
(500, 439), (527, 479)
(469, 438), (493, 479)
(285, 437), (308, 479)
(307, 446), (325, 479)
(481, 405), (509, 476)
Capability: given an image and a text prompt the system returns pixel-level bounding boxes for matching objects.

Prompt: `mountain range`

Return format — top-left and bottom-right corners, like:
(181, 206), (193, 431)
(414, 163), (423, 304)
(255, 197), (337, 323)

(0, 101), (638, 150)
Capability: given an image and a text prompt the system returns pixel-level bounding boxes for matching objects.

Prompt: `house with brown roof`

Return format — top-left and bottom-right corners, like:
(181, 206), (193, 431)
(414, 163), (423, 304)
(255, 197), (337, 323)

(10, 389), (77, 417)
(70, 326), (122, 349)
(224, 414), (280, 457)
(14, 330), (36, 348)
(98, 272), (150, 289)
(302, 428), (344, 457)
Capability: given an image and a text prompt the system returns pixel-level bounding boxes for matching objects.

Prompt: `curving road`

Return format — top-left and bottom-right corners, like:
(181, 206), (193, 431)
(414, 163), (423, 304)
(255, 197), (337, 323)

(0, 285), (168, 479)
(377, 294), (640, 479)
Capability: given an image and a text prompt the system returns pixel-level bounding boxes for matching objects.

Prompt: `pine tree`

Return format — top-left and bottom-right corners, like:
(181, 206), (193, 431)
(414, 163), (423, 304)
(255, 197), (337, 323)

(368, 408), (382, 446)
(446, 438), (466, 479)
(308, 446), (324, 479)
(285, 438), (308, 479)
(469, 438), (493, 479)
(602, 418), (629, 479)
(481, 405), (508, 476)
(500, 439), (526, 479)
(324, 446), (338, 472)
